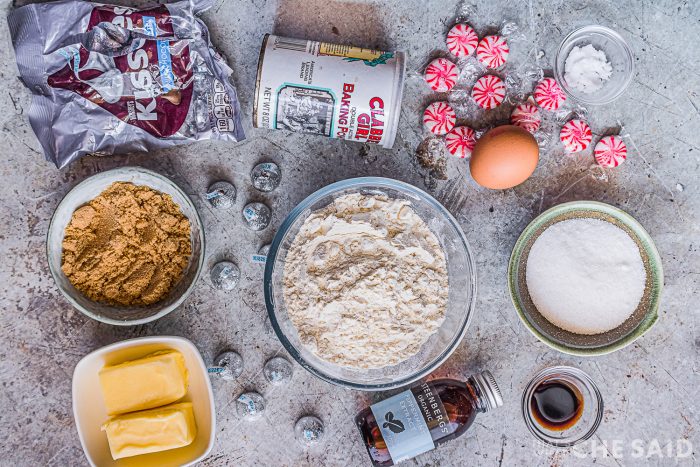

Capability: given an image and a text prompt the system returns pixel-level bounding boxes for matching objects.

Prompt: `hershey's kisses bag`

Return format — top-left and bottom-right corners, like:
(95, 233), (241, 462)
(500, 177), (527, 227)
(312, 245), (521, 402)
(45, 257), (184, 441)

(8, 0), (244, 168)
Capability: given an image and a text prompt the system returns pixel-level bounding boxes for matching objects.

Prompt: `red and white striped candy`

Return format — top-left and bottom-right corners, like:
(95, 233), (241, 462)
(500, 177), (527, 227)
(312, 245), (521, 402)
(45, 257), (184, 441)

(594, 135), (627, 167)
(445, 126), (477, 158)
(534, 78), (566, 111)
(471, 75), (506, 109)
(424, 58), (459, 92)
(423, 101), (456, 135)
(476, 35), (509, 69)
(510, 103), (541, 133)
(560, 119), (592, 153)
(446, 23), (479, 57)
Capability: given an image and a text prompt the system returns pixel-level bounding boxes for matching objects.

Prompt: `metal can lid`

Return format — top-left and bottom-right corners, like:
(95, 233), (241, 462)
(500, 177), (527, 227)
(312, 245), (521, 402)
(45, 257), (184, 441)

(252, 34), (272, 127)
(382, 49), (407, 149)
(472, 370), (504, 412)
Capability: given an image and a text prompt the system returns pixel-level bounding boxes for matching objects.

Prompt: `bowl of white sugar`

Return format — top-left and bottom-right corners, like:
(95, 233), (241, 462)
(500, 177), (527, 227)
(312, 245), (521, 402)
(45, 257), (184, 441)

(554, 25), (634, 105)
(508, 201), (663, 356)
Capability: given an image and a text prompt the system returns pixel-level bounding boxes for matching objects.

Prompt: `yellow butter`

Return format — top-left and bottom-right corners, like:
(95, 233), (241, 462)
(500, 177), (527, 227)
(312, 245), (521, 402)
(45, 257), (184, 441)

(99, 350), (188, 415)
(102, 402), (197, 460)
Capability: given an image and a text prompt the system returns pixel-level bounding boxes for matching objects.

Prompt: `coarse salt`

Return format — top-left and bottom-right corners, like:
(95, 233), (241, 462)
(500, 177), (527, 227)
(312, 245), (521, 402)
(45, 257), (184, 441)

(564, 44), (613, 94)
(526, 218), (646, 335)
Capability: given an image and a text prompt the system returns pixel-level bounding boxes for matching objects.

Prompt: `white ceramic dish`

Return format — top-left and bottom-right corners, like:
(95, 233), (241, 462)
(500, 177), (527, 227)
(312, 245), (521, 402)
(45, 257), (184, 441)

(72, 336), (215, 467)
(47, 166), (205, 325)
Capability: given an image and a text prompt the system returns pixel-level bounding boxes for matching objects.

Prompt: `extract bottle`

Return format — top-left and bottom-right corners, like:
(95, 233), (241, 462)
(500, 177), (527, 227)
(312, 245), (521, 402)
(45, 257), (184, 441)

(355, 371), (503, 466)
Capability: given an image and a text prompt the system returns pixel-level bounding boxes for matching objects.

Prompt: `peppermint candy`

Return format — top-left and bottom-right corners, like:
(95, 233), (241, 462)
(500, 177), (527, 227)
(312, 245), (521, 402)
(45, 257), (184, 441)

(534, 77), (567, 111)
(594, 135), (627, 167)
(510, 103), (541, 133)
(424, 58), (459, 92)
(445, 126), (477, 158)
(471, 75), (506, 109)
(423, 101), (456, 135)
(560, 119), (592, 153)
(476, 35), (509, 69)
(446, 23), (479, 57)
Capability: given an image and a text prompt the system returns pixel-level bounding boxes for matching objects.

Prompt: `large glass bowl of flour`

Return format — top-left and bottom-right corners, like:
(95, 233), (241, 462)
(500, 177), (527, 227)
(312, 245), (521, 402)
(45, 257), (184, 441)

(264, 177), (476, 390)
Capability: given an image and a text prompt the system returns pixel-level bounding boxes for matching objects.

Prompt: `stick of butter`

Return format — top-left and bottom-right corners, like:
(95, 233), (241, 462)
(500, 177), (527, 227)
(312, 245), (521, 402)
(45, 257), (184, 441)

(102, 402), (197, 459)
(99, 349), (188, 415)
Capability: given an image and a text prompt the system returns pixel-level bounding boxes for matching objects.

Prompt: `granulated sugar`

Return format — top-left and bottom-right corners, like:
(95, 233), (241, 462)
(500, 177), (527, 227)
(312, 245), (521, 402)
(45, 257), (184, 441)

(526, 218), (646, 335)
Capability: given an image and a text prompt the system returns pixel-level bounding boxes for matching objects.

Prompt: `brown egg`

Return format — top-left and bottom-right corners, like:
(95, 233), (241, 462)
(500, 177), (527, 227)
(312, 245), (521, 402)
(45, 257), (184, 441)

(469, 125), (539, 189)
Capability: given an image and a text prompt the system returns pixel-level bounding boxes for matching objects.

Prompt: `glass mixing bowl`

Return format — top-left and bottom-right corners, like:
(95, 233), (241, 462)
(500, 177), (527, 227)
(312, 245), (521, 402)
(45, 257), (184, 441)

(264, 177), (476, 391)
(554, 25), (634, 105)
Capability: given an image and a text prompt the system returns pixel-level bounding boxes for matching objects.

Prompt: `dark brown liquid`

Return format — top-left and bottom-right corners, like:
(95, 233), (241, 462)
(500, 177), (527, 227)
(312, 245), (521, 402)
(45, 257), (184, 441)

(530, 380), (583, 431)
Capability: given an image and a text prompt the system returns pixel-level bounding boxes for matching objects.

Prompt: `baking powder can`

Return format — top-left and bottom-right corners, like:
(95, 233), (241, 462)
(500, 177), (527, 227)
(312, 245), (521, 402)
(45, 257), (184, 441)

(253, 34), (406, 148)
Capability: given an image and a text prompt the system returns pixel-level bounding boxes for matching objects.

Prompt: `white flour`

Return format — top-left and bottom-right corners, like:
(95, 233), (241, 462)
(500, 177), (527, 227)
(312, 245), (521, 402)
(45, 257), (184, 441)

(283, 193), (449, 369)
(564, 44), (613, 94)
(526, 218), (646, 335)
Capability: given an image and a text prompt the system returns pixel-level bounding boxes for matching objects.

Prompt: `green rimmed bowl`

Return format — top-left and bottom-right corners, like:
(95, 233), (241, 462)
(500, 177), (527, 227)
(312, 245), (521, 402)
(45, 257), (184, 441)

(508, 201), (663, 356)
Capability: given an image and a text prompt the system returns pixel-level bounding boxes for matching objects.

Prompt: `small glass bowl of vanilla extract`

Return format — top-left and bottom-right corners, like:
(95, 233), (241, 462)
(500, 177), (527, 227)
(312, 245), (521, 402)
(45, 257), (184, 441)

(522, 366), (604, 447)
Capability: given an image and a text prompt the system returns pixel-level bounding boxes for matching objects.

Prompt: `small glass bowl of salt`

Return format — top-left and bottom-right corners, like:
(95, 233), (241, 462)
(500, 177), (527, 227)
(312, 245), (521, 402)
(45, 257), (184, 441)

(554, 25), (634, 105)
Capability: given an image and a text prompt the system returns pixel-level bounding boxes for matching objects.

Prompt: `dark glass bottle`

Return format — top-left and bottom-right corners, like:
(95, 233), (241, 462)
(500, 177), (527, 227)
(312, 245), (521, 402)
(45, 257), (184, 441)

(355, 371), (502, 466)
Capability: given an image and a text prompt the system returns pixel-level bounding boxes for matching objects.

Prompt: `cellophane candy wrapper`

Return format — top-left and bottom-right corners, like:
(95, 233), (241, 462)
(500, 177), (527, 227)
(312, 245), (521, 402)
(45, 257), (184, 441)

(8, 0), (244, 168)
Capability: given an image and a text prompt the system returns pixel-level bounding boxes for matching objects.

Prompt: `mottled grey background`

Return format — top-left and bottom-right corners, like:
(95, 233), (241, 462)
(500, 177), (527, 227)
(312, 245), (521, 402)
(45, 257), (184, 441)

(0, 0), (698, 466)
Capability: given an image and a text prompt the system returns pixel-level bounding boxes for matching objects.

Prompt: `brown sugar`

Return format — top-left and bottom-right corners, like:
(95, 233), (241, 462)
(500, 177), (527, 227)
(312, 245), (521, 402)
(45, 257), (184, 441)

(61, 182), (192, 307)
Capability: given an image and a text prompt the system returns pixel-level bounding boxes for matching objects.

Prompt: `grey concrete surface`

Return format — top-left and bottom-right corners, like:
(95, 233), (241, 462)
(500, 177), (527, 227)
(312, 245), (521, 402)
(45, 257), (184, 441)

(1, 0), (698, 466)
